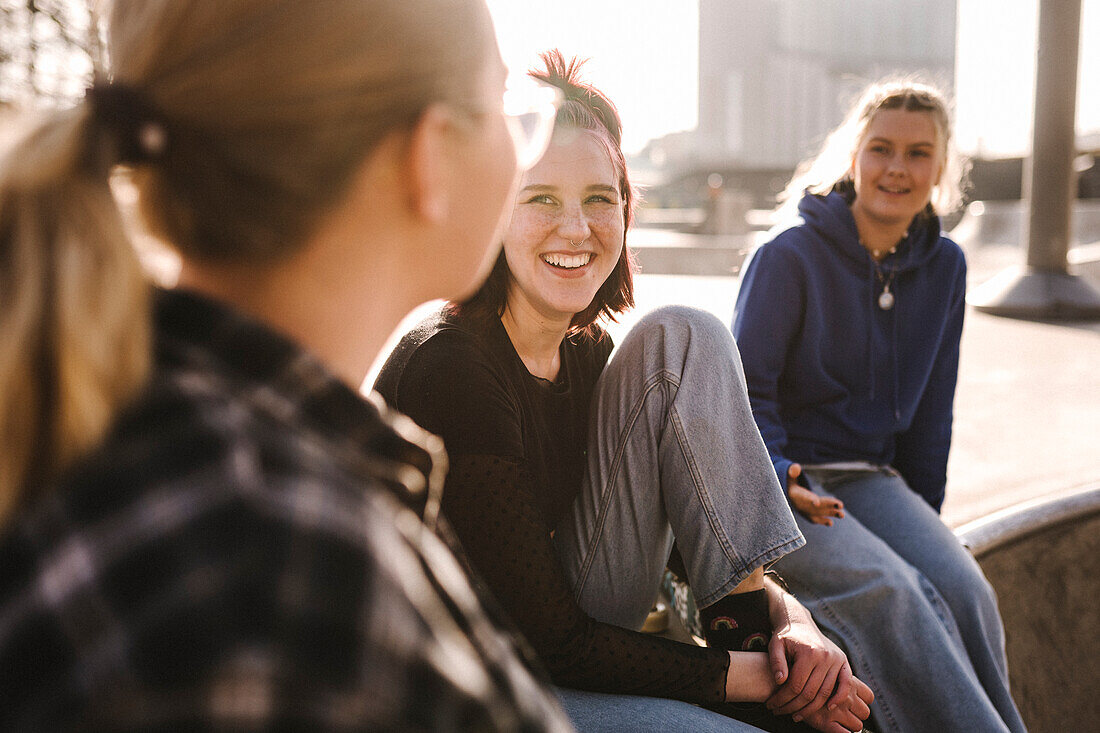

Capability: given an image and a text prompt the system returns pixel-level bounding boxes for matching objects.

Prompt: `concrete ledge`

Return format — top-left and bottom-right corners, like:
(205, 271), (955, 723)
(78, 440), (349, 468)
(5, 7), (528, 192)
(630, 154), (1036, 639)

(632, 245), (748, 277)
(956, 484), (1100, 554)
(951, 200), (1100, 249)
(628, 228), (756, 277)
(957, 485), (1100, 733)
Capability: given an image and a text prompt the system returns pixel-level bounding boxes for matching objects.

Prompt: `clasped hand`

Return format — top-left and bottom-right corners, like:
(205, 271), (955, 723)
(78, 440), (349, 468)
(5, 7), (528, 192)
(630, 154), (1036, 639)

(767, 583), (873, 732)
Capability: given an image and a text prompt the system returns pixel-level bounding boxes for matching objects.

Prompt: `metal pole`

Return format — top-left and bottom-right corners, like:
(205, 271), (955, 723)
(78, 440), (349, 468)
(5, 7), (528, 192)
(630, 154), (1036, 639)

(1024, 0), (1079, 272)
(967, 0), (1100, 320)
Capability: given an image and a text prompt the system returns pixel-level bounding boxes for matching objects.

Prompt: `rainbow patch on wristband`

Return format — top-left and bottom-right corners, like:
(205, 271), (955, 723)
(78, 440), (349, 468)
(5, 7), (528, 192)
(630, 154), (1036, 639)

(741, 632), (769, 652)
(709, 616), (739, 630)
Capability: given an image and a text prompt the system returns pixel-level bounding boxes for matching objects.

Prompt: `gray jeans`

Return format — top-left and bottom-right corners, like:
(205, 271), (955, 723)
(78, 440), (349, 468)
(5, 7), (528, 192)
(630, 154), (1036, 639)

(555, 305), (803, 644)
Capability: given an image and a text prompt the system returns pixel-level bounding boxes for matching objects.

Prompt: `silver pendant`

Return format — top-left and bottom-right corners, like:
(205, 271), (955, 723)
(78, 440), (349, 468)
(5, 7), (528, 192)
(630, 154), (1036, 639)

(878, 287), (895, 310)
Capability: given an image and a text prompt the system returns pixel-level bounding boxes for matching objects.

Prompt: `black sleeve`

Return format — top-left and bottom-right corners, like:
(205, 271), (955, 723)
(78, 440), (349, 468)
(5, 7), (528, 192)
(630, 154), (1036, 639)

(392, 332), (731, 704)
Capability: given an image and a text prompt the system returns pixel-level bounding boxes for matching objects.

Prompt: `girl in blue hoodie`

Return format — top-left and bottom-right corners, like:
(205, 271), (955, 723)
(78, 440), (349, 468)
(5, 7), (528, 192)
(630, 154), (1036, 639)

(733, 81), (1026, 733)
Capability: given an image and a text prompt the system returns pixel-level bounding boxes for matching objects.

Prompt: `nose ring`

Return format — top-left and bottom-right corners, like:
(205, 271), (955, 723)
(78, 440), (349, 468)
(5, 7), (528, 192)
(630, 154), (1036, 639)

(569, 239), (583, 248)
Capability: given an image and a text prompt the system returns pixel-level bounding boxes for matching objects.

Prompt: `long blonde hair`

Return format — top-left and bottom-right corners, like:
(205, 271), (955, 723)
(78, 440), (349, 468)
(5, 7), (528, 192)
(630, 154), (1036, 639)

(0, 0), (494, 523)
(776, 78), (968, 221)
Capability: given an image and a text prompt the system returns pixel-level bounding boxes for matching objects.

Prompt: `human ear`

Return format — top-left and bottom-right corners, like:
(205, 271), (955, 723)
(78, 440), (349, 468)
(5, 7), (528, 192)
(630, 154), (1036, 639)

(405, 103), (452, 223)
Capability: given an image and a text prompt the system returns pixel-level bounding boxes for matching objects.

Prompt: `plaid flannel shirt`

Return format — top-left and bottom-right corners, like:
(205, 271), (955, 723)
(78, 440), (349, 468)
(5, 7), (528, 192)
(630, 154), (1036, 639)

(0, 289), (572, 732)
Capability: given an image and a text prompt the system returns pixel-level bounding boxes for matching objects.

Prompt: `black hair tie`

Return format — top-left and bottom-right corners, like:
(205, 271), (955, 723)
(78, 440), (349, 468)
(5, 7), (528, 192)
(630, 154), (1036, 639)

(86, 82), (167, 165)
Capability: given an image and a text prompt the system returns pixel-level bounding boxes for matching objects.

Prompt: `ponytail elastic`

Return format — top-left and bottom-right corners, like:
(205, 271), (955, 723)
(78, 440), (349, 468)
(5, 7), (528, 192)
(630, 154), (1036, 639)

(86, 82), (168, 165)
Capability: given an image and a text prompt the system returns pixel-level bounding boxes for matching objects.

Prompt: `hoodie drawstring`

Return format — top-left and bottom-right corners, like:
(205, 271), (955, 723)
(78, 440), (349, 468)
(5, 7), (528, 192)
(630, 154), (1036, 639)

(868, 257), (902, 424)
(867, 258), (877, 401)
(891, 291), (901, 423)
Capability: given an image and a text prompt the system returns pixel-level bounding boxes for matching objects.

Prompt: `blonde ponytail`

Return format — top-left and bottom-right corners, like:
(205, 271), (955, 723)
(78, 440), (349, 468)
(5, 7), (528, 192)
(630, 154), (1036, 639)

(0, 106), (149, 523)
(0, 0), (497, 525)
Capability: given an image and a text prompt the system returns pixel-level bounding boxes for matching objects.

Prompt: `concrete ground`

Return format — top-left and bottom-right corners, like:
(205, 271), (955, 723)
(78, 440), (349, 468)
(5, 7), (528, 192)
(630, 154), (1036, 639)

(609, 234), (1100, 528)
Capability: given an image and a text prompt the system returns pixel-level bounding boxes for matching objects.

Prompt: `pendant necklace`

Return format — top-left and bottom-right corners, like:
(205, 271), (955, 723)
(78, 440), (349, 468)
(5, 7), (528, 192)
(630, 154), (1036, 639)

(862, 236), (902, 311)
(875, 264), (897, 310)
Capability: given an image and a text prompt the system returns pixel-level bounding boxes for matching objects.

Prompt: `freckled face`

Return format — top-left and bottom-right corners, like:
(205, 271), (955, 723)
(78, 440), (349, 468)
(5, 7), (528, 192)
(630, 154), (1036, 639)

(850, 109), (945, 229)
(501, 129), (625, 324)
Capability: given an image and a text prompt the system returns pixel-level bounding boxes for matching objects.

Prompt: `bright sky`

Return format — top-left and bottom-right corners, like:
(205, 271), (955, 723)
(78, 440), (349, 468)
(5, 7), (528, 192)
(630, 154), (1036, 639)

(487, 0), (1100, 158)
(485, 0), (699, 155)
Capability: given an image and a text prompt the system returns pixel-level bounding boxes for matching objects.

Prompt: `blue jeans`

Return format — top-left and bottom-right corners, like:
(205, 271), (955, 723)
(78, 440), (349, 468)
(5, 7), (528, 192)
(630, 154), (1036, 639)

(773, 468), (1027, 733)
(555, 688), (768, 733)
(553, 307), (805, 730)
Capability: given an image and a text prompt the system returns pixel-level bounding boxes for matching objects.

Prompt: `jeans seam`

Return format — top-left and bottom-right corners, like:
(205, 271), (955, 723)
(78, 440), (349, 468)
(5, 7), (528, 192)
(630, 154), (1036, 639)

(571, 338), (805, 621)
(667, 398), (741, 568)
(795, 588), (900, 733)
(572, 370), (669, 599)
(667, 391), (805, 608)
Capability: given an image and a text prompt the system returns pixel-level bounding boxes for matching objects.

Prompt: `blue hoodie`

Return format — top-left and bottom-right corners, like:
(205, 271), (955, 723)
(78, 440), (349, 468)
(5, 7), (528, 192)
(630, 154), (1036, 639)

(732, 191), (966, 512)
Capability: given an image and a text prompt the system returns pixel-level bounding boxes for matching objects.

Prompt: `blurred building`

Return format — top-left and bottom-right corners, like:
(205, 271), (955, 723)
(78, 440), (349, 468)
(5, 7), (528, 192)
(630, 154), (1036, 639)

(697, 0), (955, 168)
(637, 0), (956, 209)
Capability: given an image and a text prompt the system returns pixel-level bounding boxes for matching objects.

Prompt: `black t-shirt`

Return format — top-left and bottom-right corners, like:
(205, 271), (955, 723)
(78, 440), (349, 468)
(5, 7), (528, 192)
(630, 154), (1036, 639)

(377, 311), (608, 530)
(375, 310), (731, 703)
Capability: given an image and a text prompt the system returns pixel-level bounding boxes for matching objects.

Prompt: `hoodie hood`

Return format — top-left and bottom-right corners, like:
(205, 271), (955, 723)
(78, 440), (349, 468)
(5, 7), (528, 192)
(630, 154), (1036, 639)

(796, 191), (944, 273)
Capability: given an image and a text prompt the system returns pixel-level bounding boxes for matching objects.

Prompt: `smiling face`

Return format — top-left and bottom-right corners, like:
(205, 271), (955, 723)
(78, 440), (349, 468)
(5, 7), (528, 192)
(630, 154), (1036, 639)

(501, 128), (625, 327)
(850, 108), (945, 235)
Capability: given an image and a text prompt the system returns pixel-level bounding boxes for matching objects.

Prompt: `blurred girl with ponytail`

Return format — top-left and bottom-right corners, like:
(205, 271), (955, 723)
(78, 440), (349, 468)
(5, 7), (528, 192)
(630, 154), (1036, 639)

(377, 51), (874, 732)
(0, 1), (573, 729)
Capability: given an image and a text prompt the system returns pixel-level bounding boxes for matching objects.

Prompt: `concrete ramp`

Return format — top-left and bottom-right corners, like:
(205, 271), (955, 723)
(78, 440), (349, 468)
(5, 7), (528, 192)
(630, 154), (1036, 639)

(957, 486), (1100, 732)
(951, 200), (1100, 249)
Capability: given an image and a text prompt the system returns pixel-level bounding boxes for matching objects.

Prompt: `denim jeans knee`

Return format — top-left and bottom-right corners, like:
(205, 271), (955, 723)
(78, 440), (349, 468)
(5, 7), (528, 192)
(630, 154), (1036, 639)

(554, 303), (802, 627)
